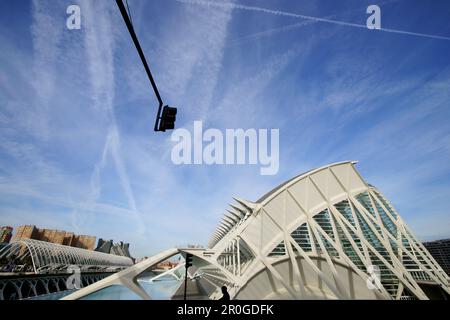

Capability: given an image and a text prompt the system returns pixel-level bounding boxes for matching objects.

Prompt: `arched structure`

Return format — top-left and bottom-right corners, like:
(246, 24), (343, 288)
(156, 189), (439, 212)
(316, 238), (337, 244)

(0, 239), (133, 274)
(0, 273), (108, 300)
(63, 161), (450, 300)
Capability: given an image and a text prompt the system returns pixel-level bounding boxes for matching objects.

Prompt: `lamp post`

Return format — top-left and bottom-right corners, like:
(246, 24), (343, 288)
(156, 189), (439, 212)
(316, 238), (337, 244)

(184, 253), (193, 300)
(115, 0), (177, 132)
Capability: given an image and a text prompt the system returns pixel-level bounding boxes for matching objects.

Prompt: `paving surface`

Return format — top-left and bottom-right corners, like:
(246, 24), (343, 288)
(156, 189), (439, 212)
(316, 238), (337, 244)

(171, 278), (210, 300)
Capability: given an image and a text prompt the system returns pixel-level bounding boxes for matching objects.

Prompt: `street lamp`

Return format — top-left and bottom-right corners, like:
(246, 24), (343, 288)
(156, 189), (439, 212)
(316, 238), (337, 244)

(115, 0), (177, 132)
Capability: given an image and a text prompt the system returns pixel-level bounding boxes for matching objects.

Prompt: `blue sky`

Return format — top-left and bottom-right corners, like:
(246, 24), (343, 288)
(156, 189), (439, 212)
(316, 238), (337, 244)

(1, 0), (450, 257)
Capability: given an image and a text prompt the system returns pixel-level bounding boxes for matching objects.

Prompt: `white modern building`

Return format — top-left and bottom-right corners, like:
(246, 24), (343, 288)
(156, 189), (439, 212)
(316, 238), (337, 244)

(64, 161), (450, 300)
(0, 239), (133, 274)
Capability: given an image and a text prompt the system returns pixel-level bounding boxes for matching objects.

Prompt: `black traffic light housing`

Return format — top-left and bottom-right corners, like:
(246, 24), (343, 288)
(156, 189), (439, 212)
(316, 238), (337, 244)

(185, 253), (193, 268)
(183, 253), (194, 300)
(157, 105), (177, 132)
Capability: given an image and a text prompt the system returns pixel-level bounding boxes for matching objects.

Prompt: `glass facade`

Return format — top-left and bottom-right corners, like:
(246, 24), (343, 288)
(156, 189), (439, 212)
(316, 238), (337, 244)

(266, 187), (447, 299)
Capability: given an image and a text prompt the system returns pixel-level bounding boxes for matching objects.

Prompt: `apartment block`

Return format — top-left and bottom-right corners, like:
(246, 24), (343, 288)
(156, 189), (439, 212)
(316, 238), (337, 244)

(11, 225), (96, 251)
(0, 226), (13, 243)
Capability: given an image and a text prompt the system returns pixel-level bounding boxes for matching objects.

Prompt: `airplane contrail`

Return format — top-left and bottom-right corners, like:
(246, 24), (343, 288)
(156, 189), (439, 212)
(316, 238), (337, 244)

(176, 0), (450, 41)
(227, 0), (402, 47)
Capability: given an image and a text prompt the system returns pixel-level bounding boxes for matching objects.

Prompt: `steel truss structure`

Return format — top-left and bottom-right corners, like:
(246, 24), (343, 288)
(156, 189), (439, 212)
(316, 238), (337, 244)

(0, 273), (108, 300)
(64, 161), (450, 300)
(0, 239), (133, 274)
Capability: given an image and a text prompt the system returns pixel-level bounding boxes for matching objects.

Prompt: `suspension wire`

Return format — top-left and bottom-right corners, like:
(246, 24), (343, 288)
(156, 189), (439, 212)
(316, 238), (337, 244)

(126, 0), (134, 27)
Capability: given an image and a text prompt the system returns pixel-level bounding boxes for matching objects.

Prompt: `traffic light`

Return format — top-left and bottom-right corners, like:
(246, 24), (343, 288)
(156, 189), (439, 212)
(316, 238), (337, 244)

(185, 253), (193, 268)
(158, 105), (177, 132)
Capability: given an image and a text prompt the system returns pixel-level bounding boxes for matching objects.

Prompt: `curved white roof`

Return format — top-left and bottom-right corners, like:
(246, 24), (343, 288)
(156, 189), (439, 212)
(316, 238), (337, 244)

(0, 238), (133, 274)
(209, 161), (359, 248)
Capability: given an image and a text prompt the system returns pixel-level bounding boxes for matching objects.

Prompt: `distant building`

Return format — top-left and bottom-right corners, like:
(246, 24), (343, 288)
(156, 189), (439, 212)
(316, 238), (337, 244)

(0, 226), (13, 243)
(134, 256), (148, 263)
(72, 235), (97, 251)
(95, 239), (113, 254)
(95, 238), (133, 259)
(11, 225), (96, 250)
(12, 225), (37, 241)
(423, 239), (450, 276)
(154, 260), (178, 270)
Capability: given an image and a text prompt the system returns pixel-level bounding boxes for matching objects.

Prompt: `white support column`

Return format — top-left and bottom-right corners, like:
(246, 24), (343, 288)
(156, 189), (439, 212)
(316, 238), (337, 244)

(237, 237), (241, 276)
